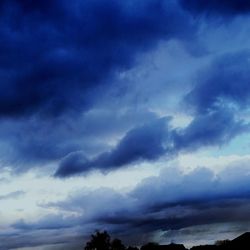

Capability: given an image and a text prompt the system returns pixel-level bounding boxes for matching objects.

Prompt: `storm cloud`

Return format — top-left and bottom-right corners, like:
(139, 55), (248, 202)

(0, 0), (193, 118)
(0, 0), (199, 175)
(55, 117), (172, 177)
(55, 107), (248, 177)
(1, 1), (250, 249)
(15, 161), (250, 247)
(173, 108), (248, 152)
(52, 50), (250, 177)
(185, 51), (250, 114)
(180, 0), (250, 16)
(1, 1), (249, 176)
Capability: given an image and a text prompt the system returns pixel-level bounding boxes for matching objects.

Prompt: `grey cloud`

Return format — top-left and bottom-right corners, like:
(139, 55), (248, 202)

(0, 191), (25, 200)
(55, 117), (173, 177)
(55, 107), (248, 177)
(0, 108), (157, 173)
(44, 162), (250, 234)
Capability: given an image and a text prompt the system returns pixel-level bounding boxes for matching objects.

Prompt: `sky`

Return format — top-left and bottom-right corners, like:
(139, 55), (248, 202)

(1, 0), (250, 249)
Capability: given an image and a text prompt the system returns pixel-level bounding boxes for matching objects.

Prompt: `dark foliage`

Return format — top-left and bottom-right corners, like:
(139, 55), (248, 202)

(84, 231), (133, 250)
(141, 242), (159, 250)
(127, 247), (139, 250)
(84, 231), (250, 250)
(85, 231), (111, 250)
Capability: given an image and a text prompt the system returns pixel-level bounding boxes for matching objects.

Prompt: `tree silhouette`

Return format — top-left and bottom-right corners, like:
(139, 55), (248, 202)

(127, 247), (139, 250)
(84, 230), (250, 250)
(140, 242), (159, 250)
(85, 231), (111, 250)
(111, 238), (126, 250)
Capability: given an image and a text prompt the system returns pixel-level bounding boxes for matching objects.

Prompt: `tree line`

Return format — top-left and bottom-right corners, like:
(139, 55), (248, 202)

(84, 230), (250, 250)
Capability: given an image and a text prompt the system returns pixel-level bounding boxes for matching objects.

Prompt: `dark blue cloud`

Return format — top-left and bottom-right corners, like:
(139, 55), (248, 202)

(55, 117), (171, 177)
(0, 108), (158, 173)
(0, 1), (249, 177)
(173, 109), (248, 152)
(54, 51), (250, 177)
(0, 0), (193, 117)
(180, 0), (250, 16)
(0, 117), (80, 172)
(172, 51), (250, 155)
(55, 107), (248, 177)
(185, 51), (250, 114)
(0, 0), (197, 174)
(54, 152), (90, 178)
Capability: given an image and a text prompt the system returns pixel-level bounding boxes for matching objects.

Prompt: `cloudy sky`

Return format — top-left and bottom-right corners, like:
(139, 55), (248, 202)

(1, 0), (250, 249)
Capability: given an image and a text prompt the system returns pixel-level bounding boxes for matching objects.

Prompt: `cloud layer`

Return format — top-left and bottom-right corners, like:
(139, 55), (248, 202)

(0, 0), (192, 118)
(180, 0), (250, 16)
(0, 0), (249, 176)
(1, 1), (250, 249)
(12, 161), (250, 247)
